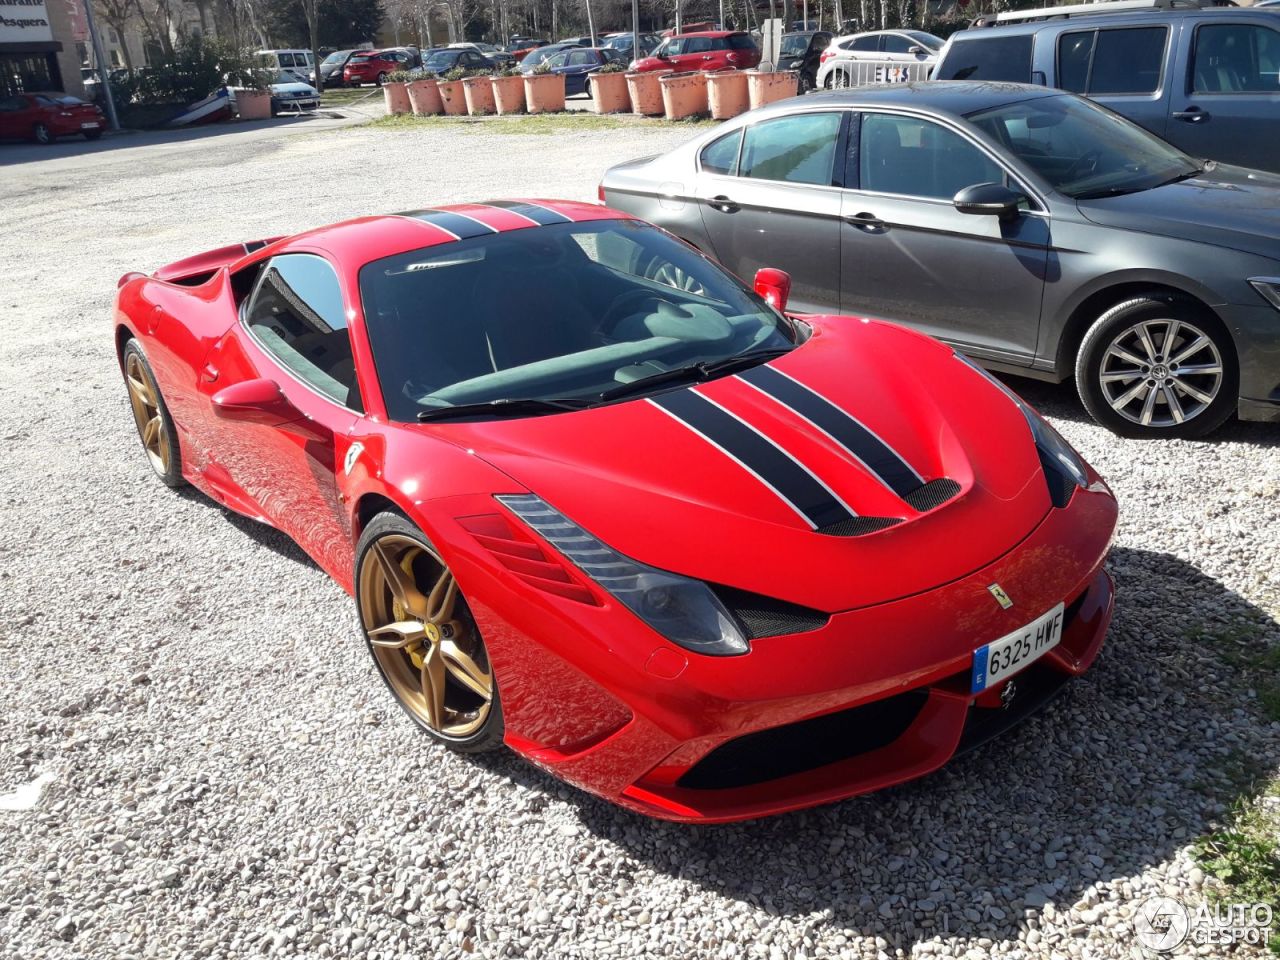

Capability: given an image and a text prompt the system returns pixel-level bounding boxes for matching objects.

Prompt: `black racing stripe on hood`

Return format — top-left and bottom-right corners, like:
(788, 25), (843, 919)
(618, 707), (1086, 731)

(737, 365), (924, 498)
(397, 209), (498, 240)
(482, 199), (573, 225)
(648, 389), (856, 530)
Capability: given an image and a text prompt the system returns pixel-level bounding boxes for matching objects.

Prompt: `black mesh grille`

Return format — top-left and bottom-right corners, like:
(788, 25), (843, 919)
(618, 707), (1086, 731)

(711, 585), (829, 639)
(677, 689), (930, 790)
(903, 478), (962, 512)
(817, 516), (904, 537)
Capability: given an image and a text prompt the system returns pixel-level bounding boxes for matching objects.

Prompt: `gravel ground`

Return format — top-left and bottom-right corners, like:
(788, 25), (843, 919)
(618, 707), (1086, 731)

(1, 119), (1279, 960)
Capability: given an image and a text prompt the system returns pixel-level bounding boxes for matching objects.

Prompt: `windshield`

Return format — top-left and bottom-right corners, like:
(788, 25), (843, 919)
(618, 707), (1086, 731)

(350, 55), (371, 63)
(967, 95), (1201, 198)
(422, 50), (459, 70)
(360, 219), (795, 421)
(323, 51), (348, 64)
(780, 34), (812, 55)
(906, 31), (943, 50)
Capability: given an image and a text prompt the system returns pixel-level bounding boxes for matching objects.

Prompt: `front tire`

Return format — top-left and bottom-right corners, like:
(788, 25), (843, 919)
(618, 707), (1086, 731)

(32, 123), (53, 144)
(355, 512), (503, 753)
(122, 339), (185, 486)
(376, 72), (388, 86)
(1075, 295), (1237, 439)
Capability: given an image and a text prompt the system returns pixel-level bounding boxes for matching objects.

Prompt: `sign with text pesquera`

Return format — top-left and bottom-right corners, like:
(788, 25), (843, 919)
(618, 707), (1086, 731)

(0, 0), (53, 44)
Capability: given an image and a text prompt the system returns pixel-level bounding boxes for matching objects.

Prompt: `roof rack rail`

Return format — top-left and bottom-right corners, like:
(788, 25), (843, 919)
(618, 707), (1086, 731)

(969, 0), (1236, 28)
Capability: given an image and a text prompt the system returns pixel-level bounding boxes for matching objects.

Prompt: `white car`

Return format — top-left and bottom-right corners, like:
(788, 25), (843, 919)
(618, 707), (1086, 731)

(815, 29), (943, 89)
(268, 70), (320, 113)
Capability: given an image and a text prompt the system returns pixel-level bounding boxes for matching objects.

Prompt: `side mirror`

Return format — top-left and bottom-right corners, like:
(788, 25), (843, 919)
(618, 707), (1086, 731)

(212, 378), (327, 440)
(754, 268), (792, 313)
(952, 182), (1026, 221)
(909, 45), (927, 55)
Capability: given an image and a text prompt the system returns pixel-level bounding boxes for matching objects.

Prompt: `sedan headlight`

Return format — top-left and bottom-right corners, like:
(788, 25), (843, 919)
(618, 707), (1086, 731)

(955, 354), (1087, 507)
(497, 494), (749, 656)
(1248, 277), (1280, 312)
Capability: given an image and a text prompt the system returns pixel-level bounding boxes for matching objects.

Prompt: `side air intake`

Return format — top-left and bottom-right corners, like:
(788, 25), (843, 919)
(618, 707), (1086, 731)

(710, 585), (829, 639)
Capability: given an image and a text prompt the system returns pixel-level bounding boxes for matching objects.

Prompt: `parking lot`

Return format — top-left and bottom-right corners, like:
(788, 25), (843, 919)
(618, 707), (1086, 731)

(1, 118), (1278, 959)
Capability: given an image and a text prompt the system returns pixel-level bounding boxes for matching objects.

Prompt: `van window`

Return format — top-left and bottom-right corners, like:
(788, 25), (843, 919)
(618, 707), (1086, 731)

(279, 52), (297, 67)
(935, 34), (1033, 82)
(1057, 27), (1167, 95)
(1192, 23), (1280, 93)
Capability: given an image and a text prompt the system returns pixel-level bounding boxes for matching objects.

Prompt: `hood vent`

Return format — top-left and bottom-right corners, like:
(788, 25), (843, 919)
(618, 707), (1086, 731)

(818, 516), (904, 537)
(903, 478), (962, 513)
(710, 585), (829, 639)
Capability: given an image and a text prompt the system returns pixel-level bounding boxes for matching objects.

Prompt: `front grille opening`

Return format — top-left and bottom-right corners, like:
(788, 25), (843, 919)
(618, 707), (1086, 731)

(818, 516), (904, 537)
(903, 478), (962, 512)
(710, 585), (829, 639)
(676, 689), (929, 790)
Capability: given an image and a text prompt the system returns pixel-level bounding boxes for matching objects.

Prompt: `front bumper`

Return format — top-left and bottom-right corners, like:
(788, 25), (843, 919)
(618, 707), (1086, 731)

(447, 480), (1117, 823)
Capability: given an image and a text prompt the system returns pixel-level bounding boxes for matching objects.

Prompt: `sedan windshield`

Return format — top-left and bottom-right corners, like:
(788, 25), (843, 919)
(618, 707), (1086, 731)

(322, 51), (349, 65)
(906, 31), (943, 50)
(360, 219), (795, 421)
(422, 50), (460, 70)
(967, 95), (1201, 198)
(780, 34), (812, 55)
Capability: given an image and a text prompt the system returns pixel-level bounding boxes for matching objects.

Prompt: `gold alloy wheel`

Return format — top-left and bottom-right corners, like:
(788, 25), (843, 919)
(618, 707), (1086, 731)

(358, 535), (493, 739)
(124, 352), (170, 476)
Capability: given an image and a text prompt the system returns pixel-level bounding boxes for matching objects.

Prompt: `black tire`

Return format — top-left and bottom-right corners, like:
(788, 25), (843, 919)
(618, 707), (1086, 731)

(84, 130), (103, 141)
(1075, 294), (1237, 439)
(355, 511), (504, 754)
(376, 72), (388, 86)
(121, 339), (186, 487)
(32, 123), (53, 144)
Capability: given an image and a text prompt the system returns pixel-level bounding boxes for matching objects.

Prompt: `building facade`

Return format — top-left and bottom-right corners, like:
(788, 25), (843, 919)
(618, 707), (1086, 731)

(1, 0), (84, 95)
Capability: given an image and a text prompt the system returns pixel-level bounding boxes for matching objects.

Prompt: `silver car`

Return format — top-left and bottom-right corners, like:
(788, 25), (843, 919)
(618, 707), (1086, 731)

(599, 82), (1280, 438)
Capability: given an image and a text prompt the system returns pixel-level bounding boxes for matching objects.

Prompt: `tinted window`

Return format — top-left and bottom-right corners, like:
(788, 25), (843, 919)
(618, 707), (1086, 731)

(245, 255), (360, 409)
(849, 36), (878, 52)
(882, 34), (914, 54)
(685, 38), (713, 53)
(1058, 31), (1094, 93)
(859, 113), (1004, 200)
(728, 34), (757, 50)
(936, 34), (1033, 81)
(740, 112), (841, 185)
(1093, 27), (1166, 93)
(701, 129), (742, 175)
(1192, 23), (1280, 92)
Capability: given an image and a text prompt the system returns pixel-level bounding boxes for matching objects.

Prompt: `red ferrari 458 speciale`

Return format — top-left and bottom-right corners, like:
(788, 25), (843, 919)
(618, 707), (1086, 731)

(114, 199), (1117, 822)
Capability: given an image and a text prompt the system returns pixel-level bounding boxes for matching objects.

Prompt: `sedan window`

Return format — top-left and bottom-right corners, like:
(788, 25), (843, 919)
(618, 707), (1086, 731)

(1192, 23), (1280, 92)
(700, 129), (743, 175)
(245, 254), (361, 410)
(740, 112), (842, 185)
(859, 113), (1004, 200)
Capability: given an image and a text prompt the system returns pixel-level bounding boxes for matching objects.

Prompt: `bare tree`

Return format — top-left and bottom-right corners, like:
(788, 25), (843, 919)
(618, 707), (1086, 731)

(95, 0), (136, 69)
(298, 0), (323, 91)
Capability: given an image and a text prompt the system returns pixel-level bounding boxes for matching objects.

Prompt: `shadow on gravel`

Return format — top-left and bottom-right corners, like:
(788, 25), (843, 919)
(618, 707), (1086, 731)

(1002, 373), (1280, 447)
(473, 546), (1280, 951)
(175, 486), (318, 570)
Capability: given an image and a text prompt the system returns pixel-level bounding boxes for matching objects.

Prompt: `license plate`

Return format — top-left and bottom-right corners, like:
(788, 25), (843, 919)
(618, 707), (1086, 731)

(970, 603), (1064, 693)
(81, 122), (99, 129)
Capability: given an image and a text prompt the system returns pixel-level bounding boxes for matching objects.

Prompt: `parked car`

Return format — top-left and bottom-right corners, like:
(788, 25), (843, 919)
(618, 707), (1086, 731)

(421, 46), (498, 75)
(600, 82), (1280, 437)
(932, 1), (1280, 172)
(506, 37), (548, 60)
(450, 42), (515, 68)
(536, 47), (627, 96)
(816, 29), (943, 88)
(630, 31), (761, 72)
(777, 30), (834, 91)
(269, 71), (320, 113)
(518, 41), (587, 71)
(256, 49), (315, 74)
(602, 31), (661, 59)
(344, 49), (417, 86)
(114, 198), (1115, 822)
(0, 92), (105, 143)
(316, 49), (361, 87)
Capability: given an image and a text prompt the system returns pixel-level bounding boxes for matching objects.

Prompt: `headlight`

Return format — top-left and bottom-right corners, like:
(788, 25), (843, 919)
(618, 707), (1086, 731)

(1248, 277), (1280, 312)
(497, 494), (749, 656)
(955, 354), (1087, 507)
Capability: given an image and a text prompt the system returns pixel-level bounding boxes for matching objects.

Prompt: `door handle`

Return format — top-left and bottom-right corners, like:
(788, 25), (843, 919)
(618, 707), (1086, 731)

(709, 195), (739, 213)
(1172, 107), (1209, 123)
(846, 211), (885, 229)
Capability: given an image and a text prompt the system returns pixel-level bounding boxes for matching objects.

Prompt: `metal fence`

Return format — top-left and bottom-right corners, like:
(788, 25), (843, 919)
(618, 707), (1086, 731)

(826, 59), (935, 88)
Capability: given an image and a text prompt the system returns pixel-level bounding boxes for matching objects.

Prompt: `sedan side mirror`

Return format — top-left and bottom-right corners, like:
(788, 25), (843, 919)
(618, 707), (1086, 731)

(212, 378), (327, 440)
(952, 182), (1026, 221)
(754, 268), (792, 313)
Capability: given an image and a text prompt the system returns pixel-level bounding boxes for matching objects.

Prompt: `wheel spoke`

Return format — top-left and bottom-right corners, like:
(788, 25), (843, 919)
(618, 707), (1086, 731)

(420, 644), (447, 730)
(1162, 384), (1185, 424)
(1100, 369), (1144, 384)
(426, 569), (458, 623)
(1136, 323), (1161, 363)
(1171, 376), (1215, 405)
(1174, 363), (1222, 377)
(441, 640), (492, 700)
(1106, 344), (1148, 368)
(1139, 382), (1159, 425)
(1162, 319), (1181, 358)
(371, 541), (429, 618)
(367, 620), (428, 649)
(1113, 378), (1150, 408)
(1170, 335), (1209, 366)
(142, 415), (161, 449)
(127, 373), (154, 407)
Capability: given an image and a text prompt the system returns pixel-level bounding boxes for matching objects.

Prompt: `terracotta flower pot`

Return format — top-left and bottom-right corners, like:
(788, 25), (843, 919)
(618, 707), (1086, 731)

(463, 75), (496, 115)
(590, 71), (630, 114)
(747, 70), (799, 111)
(659, 71), (708, 121)
(437, 79), (467, 115)
(237, 89), (273, 120)
(626, 70), (669, 116)
(705, 70), (750, 120)
(381, 82), (411, 116)
(524, 73), (566, 114)
(491, 74), (525, 114)
(406, 78), (442, 115)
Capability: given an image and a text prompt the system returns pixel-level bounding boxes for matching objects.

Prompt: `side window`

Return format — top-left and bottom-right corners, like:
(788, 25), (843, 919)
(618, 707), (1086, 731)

(883, 35), (913, 54)
(850, 36), (878, 52)
(1192, 23), (1280, 93)
(1090, 27), (1167, 94)
(280, 53), (297, 68)
(859, 113), (1005, 201)
(568, 50), (593, 65)
(1057, 31), (1095, 93)
(728, 34), (757, 50)
(686, 38), (713, 54)
(700, 128), (743, 175)
(935, 35), (1033, 81)
(245, 254), (362, 410)
(740, 112), (842, 185)
(0, 96), (24, 111)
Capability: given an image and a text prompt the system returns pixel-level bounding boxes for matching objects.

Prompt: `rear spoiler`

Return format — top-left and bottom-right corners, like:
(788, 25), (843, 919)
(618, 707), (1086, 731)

(121, 236), (286, 288)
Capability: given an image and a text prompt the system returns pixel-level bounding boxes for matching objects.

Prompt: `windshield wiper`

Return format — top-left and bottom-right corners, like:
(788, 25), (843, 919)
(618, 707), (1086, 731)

(597, 347), (792, 402)
(1074, 166), (1204, 200)
(416, 397), (593, 422)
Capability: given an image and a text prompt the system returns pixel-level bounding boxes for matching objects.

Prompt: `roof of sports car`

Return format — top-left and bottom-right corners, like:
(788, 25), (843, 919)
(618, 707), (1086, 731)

(284, 199), (628, 265)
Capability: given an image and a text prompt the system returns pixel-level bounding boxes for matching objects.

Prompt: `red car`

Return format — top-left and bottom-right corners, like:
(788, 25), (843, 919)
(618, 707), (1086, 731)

(507, 38), (548, 61)
(343, 49), (415, 86)
(114, 200), (1117, 823)
(630, 31), (761, 72)
(0, 92), (105, 143)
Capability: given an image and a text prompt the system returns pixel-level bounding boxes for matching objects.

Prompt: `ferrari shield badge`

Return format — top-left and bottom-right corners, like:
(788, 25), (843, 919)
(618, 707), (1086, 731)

(988, 583), (1013, 610)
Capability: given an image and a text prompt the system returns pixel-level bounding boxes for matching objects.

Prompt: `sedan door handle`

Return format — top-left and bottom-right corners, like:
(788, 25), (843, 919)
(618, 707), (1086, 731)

(1172, 107), (1209, 123)
(846, 211), (885, 229)
(709, 195), (739, 213)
